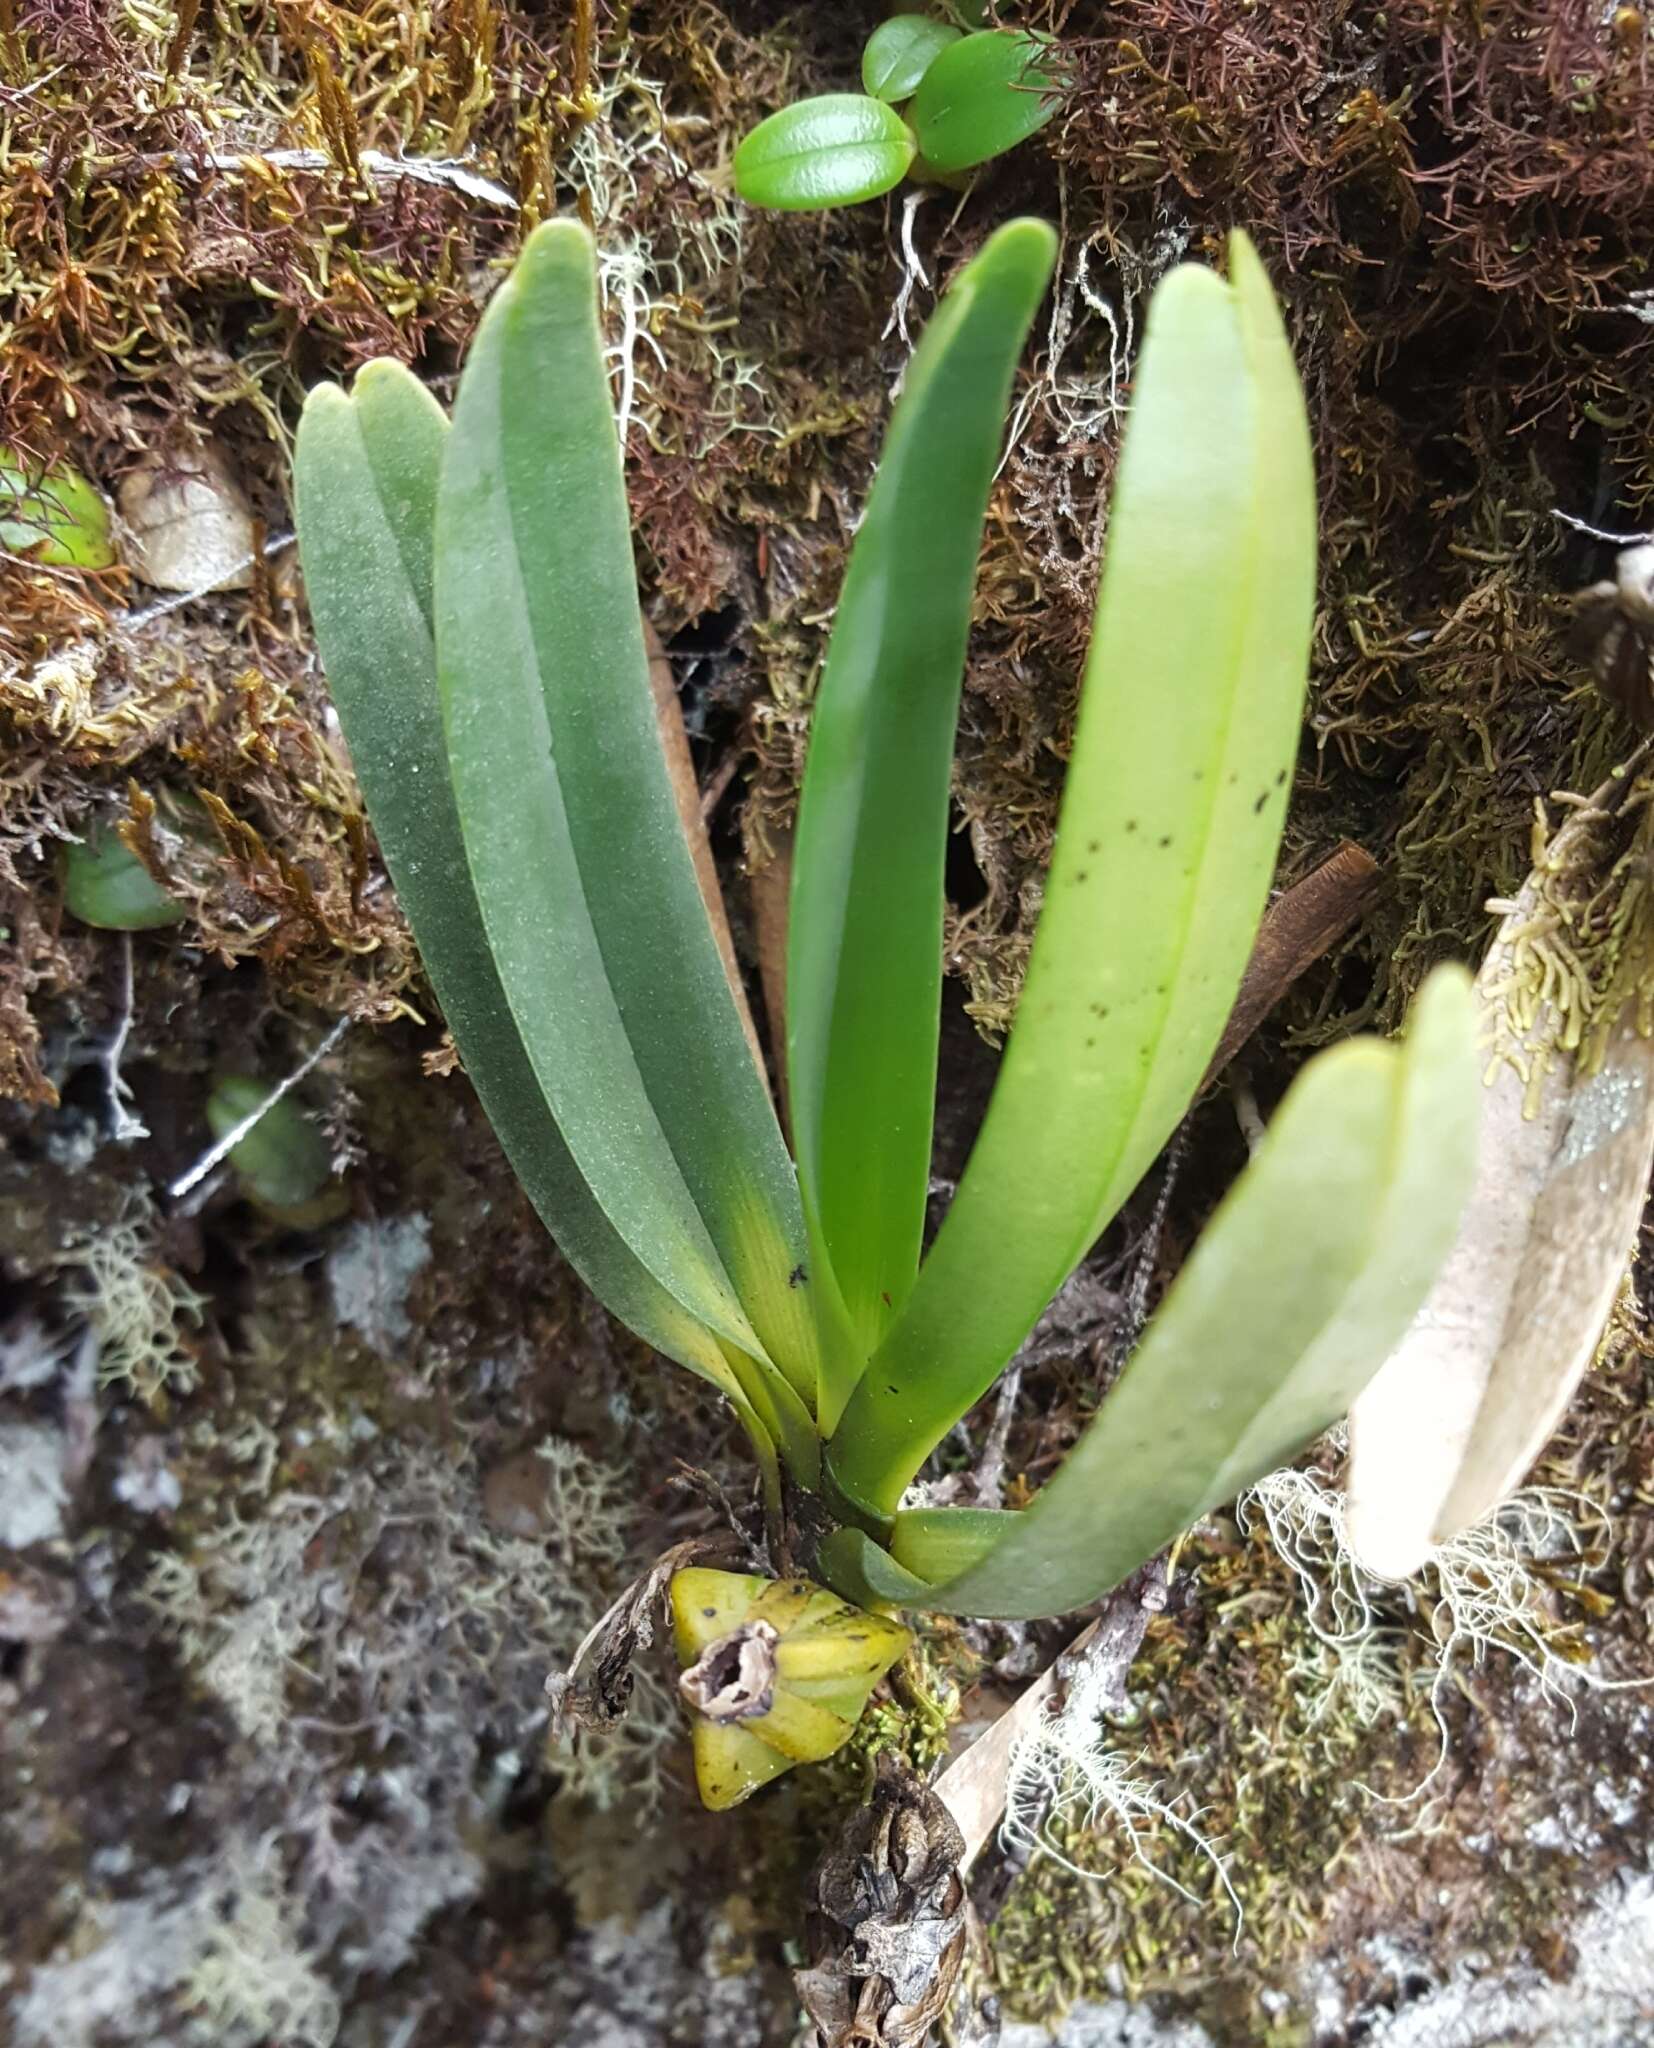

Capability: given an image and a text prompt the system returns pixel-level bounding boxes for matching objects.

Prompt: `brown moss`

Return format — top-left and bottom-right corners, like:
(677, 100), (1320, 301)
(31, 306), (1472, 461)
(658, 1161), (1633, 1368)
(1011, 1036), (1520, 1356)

(0, 0), (904, 1090)
(909, 0), (1654, 1035)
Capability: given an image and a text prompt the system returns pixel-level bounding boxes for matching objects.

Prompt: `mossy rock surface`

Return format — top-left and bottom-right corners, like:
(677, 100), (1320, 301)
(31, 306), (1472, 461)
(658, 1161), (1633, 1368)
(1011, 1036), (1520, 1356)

(3, 4), (1653, 2045)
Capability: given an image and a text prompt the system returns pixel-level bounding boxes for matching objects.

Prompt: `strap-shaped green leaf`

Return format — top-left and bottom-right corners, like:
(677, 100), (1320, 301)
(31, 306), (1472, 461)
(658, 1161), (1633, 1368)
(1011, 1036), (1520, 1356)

(435, 220), (845, 1417)
(293, 360), (782, 1462)
(827, 232), (1317, 1520)
(816, 1525), (931, 1611)
(823, 967), (1478, 1620)
(788, 219), (1056, 1389)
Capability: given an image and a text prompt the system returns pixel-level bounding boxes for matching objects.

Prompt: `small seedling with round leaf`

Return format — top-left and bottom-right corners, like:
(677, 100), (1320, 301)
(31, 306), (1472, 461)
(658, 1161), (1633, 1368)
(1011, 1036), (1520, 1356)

(1, 451), (116, 568)
(733, 19), (1060, 211)
(862, 15), (960, 105)
(207, 1076), (339, 1216)
(62, 819), (184, 930)
(909, 28), (1060, 173)
(61, 791), (218, 932)
(733, 92), (917, 212)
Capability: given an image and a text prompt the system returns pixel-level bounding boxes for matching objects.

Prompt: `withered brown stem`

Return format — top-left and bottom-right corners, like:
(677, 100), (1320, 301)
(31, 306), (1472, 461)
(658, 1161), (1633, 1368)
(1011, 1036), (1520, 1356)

(1203, 838), (1381, 1085)
(645, 613), (766, 1073)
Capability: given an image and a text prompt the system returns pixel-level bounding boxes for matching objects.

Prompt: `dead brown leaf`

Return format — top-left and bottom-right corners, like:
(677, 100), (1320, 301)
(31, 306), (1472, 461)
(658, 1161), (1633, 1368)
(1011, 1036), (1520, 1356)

(1346, 770), (1654, 1578)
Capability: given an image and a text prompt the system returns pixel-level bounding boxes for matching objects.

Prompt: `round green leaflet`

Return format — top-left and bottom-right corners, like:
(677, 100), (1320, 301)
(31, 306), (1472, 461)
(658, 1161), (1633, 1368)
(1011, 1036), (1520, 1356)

(861, 16), (961, 105)
(909, 29), (1060, 174)
(62, 820), (183, 930)
(1, 452), (116, 569)
(733, 94), (916, 211)
(207, 1076), (336, 1211)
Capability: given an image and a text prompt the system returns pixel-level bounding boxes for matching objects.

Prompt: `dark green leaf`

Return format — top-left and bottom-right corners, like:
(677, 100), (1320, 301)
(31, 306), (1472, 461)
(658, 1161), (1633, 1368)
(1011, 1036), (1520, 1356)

(435, 221), (845, 1434)
(734, 95), (916, 210)
(61, 820), (183, 929)
(861, 16), (961, 104)
(909, 30), (1059, 174)
(787, 219), (1055, 1399)
(816, 1525), (931, 1611)
(293, 357), (801, 1478)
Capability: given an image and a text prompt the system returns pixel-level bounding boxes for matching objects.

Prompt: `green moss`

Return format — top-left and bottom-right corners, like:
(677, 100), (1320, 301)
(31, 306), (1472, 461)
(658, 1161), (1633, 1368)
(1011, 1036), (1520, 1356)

(989, 1562), (1398, 2029)
(987, 1400), (1647, 2041)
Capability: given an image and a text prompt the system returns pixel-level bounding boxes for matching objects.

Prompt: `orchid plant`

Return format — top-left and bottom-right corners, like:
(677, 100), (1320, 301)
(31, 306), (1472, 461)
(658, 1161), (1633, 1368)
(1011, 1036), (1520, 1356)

(294, 218), (1477, 1806)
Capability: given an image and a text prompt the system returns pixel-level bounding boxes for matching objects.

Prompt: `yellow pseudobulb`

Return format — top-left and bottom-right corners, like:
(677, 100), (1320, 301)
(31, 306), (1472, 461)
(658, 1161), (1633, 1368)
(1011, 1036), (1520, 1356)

(669, 1567), (911, 1810)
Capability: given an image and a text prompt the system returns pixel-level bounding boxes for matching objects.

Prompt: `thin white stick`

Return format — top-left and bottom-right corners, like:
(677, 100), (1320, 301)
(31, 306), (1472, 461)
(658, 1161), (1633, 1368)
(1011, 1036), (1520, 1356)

(615, 256), (642, 456)
(100, 932), (149, 1144)
(13, 148), (519, 210)
(119, 531), (296, 631)
(883, 188), (932, 358)
(1554, 511), (1654, 547)
(168, 1015), (349, 1199)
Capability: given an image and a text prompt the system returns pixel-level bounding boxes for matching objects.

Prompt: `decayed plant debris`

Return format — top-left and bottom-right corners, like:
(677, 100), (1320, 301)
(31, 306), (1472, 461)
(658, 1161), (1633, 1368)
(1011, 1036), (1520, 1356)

(1, 0), (884, 1099)
(1349, 758), (1654, 1578)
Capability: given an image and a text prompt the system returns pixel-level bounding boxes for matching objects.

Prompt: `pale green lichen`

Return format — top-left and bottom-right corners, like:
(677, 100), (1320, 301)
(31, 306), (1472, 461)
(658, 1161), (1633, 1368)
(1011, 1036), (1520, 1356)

(180, 1838), (341, 2048)
(57, 1190), (209, 1401)
(127, 1426), (663, 2030)
(323, 1212), (432, 1352)
(0, 1420), (70, 1547)
(11, 1837), (337, 2048)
